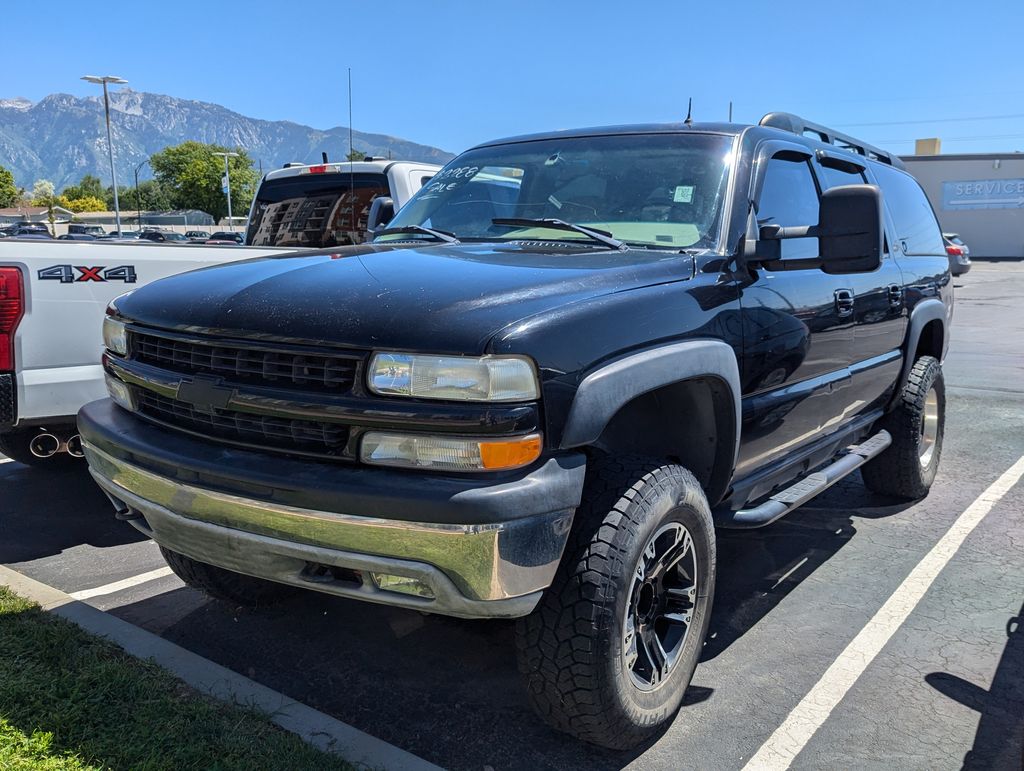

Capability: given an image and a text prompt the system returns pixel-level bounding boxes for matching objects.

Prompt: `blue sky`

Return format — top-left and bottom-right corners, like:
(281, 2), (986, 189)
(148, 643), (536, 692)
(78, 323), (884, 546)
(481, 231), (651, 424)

(10, 0), (1024, 156)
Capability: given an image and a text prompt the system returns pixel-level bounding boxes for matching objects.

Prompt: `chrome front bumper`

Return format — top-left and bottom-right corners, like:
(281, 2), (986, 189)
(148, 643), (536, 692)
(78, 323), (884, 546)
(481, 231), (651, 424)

(85, 443), (575, 619)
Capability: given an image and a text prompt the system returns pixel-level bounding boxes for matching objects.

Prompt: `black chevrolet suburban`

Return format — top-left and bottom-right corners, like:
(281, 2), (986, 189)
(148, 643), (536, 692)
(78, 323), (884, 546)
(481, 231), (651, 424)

(80, 112), (952, 749)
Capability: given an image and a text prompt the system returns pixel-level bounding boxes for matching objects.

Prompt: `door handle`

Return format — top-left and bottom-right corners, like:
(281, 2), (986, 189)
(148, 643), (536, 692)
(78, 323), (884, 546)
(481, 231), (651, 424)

(834, 288), (854, 318)
(887, 284), (904, 308)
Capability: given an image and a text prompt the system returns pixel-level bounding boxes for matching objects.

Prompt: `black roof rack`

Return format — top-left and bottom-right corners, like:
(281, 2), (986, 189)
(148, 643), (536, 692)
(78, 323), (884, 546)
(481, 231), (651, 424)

(759, 112), (905, 169)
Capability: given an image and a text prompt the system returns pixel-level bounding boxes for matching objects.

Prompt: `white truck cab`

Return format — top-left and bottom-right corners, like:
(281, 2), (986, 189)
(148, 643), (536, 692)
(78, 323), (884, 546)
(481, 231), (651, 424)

(245, 159), (441, 249)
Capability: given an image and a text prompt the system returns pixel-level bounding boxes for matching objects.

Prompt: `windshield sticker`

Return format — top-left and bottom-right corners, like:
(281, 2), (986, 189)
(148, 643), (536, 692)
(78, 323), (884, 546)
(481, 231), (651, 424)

(419, 165), (481, 199)
(673, 185), (695, 203)
(547, 195), (563, 209)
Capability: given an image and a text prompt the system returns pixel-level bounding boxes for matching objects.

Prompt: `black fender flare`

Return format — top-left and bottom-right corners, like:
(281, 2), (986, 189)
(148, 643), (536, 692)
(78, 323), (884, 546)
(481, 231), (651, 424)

(558, 339), (742, 468)
(897, 298), (947, 394)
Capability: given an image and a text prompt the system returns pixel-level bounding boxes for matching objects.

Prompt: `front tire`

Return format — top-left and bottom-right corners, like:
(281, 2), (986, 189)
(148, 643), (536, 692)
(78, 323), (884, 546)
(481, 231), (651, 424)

(160, 546), (298, 607)
(515, 456), (715, 749)
(861, 355), (945, 499)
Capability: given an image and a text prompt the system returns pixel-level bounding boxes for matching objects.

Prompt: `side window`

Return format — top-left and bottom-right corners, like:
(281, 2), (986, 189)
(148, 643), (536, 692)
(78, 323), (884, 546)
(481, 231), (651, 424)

(872, 164), (945, 255)
(757, 155), (820, 260)
(819, 163), (866, 190)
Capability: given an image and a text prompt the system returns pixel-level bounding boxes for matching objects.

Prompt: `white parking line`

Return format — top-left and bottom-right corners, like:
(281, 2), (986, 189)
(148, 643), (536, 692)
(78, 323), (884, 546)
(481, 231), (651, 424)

(69, 566), (175, 600)
(744, 455), (1024, 770)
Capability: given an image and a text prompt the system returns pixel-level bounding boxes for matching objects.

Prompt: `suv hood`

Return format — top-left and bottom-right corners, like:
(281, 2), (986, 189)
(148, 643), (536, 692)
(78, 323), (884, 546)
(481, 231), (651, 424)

(115, 243), (695, 353)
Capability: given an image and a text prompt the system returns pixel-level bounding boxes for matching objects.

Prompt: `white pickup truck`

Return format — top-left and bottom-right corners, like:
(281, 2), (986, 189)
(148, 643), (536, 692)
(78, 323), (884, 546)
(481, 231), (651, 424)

(0, 158), (439, 468)
(0, 240), (294, 467)
(245, 159), (441, 248)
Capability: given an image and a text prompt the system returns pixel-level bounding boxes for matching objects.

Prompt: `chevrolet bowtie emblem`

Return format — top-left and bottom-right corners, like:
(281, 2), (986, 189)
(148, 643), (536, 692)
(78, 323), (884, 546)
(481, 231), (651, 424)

(175, 375), (234, 410)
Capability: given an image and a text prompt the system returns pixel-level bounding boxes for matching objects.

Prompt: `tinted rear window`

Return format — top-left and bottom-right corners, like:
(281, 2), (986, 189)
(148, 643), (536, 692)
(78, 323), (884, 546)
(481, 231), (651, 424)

(872, 165), (945, 256)
(246, 172), (389, 248)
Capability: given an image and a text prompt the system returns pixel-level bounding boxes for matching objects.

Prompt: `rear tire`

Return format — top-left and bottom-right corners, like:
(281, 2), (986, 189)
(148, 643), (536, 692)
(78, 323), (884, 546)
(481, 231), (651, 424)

(515, 456), (715, 750)
(160, 546), (298, 607)
(861, 355), (945, 499)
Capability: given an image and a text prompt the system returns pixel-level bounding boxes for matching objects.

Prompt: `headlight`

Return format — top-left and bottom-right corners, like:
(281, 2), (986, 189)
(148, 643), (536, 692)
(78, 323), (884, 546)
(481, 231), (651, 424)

(360, 431), (542, 472)
(105, 373), (135, 412)
(102, 317), (127, 356)
(368, 353), (539, 402)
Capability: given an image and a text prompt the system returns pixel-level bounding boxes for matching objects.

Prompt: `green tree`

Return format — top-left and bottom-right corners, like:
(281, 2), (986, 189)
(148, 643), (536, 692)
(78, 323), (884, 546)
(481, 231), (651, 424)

(101, 184), (134, 212)
(61, 174), (106, 202)
(0, 165), (18, 208)
(130, 179), (174, 212)
(149, 141), (258, 223)
(345, 148), (364, 161)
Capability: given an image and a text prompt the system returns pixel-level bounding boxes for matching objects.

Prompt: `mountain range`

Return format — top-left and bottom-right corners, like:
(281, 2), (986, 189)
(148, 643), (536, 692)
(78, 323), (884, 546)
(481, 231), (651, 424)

(0, 90), (455, 191)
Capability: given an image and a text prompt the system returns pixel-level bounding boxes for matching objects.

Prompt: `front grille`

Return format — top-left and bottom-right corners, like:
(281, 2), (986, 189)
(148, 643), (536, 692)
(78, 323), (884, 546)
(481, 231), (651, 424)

(131, 331), (360, 393)
(135, 389), (350, 457)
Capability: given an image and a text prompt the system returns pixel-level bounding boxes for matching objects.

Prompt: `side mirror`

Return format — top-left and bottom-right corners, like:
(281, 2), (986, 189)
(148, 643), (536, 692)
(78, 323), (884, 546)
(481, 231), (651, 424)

(744, 184), (883, 274)
(818, 184), (883, 275)
(367, 196), (395, 236)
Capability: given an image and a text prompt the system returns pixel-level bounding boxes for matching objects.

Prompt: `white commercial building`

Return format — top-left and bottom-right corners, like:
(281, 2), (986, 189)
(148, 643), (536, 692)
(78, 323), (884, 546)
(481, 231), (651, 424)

(903, 152), (1024, 258)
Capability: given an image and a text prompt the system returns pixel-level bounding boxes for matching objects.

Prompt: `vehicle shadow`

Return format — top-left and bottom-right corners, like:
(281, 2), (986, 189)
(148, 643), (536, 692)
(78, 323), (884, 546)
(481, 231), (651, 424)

(704, 471), (915, 660)
(925, 599), (1023, 770)
(0, 461), (147, 564)
(108, 472), (915, 770)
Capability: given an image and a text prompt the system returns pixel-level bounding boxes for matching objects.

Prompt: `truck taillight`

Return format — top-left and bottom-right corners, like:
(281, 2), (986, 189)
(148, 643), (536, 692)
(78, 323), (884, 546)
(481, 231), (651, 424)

(0, 267), (25, 371)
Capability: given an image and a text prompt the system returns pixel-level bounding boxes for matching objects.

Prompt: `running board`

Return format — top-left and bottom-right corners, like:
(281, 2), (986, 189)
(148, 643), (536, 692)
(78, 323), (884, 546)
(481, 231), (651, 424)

(715, 430), (892, 529)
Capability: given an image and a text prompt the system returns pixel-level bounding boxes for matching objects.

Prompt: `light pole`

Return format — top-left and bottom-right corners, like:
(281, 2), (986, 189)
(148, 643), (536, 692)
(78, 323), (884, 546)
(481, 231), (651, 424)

(212, 151), (239, 231)
(134, 158), (149, 230)
(81, 75), (128, 235)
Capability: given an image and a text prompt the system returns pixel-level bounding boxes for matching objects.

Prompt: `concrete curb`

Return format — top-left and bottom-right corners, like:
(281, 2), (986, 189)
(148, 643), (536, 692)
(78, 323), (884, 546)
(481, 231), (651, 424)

(0, 565), (442, 771)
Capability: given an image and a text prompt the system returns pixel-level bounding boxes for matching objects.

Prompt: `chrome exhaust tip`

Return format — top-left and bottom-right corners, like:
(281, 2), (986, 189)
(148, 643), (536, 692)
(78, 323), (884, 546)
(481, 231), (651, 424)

(29, 432), (60, 459)
(66, 434), (85, 458)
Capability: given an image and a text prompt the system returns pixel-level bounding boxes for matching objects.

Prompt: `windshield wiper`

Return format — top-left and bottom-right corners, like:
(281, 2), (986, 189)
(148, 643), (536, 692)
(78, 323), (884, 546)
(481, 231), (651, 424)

(491, 218), (627, 251)
(377, 225), (461, 244)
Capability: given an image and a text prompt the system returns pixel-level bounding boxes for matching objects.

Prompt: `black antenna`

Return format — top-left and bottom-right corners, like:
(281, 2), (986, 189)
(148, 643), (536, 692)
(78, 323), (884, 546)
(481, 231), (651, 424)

(728, 101), (733, 122)
(348, 67), (355, 232)
(322, 151), (329, 164)
(684, 97), (693, 125)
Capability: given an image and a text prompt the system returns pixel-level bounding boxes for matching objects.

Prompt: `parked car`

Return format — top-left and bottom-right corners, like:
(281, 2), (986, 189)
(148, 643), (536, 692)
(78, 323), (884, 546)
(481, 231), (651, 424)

(82, 112), (952, 749)
(185, 230), (211, 242)
(10, 223), (52, 238)
(67, 224), (107, 237)
(245, 159), (440, 248)
(57, 233), (98, 241)
(99, 230), (142, 240)
(942, 232), (972, 276)
(205, 232), (244, 244)
(139, 231), (189, 243)
(11, 222), (49, 234)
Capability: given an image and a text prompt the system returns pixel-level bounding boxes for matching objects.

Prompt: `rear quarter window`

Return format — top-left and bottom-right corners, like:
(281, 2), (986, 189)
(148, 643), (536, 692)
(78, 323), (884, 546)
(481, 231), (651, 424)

(872, 164), (945, 256)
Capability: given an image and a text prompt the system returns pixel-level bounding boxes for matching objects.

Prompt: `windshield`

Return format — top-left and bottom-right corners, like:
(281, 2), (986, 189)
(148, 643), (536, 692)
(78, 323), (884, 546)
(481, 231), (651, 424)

(245, 172), (388, 248)
(381, 133), (733, 250)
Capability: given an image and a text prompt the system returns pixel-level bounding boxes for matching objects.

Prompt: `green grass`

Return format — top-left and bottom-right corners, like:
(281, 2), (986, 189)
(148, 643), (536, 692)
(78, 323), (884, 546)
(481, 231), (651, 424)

(0, 587), (355, 770)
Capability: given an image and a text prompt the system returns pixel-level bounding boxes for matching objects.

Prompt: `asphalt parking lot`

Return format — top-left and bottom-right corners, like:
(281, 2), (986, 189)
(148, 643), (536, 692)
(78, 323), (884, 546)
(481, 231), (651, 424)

(2, 262), (1022, 770)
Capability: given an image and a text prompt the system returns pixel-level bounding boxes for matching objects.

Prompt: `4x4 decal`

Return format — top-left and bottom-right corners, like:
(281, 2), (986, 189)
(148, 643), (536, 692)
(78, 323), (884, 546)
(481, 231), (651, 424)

(38, 265), (138, 284)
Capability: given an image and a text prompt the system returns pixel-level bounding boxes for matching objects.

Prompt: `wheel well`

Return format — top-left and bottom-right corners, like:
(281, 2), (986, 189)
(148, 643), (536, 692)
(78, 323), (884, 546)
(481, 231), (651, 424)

(914, 319), (944, 361)
(590, 377), (734, 505)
